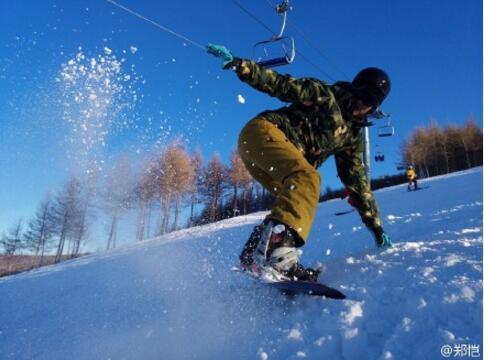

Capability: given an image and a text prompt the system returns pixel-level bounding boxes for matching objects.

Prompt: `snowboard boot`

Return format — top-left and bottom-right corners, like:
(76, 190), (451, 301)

(239, 224), (263, 271)
(242, 220), (320, 282)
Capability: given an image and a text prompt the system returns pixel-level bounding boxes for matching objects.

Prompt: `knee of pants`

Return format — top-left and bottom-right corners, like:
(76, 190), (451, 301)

(286, 162), (320, 184)
(285, 167), (321, 200)
(302, 168), (321, 198)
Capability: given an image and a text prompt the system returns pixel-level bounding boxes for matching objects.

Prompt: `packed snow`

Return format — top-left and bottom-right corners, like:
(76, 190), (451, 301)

(0, 168), (482, 359)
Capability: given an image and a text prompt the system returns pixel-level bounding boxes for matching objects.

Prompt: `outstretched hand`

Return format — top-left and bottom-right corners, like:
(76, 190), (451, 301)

(206, 43), (236, 69)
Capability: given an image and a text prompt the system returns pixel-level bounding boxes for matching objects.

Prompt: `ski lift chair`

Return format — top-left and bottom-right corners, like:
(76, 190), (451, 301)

(253, 0), (296, 68)
(374, 152), (385, 162)
(369, 109), (395, 137)
(378, 125), (395, 137)
(377, 117), (395, 137)
(254, 37), (295, 67)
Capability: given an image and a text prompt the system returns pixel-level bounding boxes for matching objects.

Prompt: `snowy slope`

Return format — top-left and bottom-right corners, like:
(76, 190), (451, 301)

(0, 168), (482, 360)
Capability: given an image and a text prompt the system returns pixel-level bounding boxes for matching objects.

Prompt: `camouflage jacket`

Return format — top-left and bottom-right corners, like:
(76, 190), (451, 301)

(234, 60), (382, 230)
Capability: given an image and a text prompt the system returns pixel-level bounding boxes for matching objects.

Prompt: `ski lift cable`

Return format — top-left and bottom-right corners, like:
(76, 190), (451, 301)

(107, 0), (335, 80)
(232, 0), (334, 79)
(105, 0), (206, 51)
(232, 0), (277, 37)
(297, 52), (335, 81)
(263, 0), (350, 80)
(286, 22), (349, 79)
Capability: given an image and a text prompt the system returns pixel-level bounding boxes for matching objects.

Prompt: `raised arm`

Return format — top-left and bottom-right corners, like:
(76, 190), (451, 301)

(232, 59), (333, 106)
(206, 43), (333, 105)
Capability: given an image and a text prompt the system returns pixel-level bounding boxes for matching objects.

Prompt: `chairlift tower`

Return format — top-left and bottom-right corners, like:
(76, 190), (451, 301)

(363, 126), (371, 184)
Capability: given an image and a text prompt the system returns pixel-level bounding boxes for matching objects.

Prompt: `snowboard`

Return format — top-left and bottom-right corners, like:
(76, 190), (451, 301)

(268, 280), (346, 299)
(334, 209), (355, 216)
(407, 186), (428, 192)
(233, 267), (346, 299)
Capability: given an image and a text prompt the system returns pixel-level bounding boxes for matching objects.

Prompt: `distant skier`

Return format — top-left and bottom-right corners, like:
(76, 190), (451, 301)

(208, 44), (392, 282)
(406, 165), (418, 191)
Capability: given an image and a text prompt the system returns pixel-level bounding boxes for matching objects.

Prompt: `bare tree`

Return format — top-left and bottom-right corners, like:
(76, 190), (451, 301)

(201, 153), (229, 222)
(154, 147), (175, 235)
(188, 148), (204, 227)
(52, 178), (85, 262)
(403, 126), (431, 177)
(171, 146), (195, 231)
(462, 119), (483, 168)
(1, 219), (25, 256)
(229, 150), (252, 216)
(71, 173), (96, 257)
(101, 156), (134, 250)
(154, 140), (196, 234)
(429, 121), (450, 174)
(134, 163), (157, 241)
(23, 197), (56, 266)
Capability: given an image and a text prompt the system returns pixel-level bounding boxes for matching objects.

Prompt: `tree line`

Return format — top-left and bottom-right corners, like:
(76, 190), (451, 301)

(400, 118), (482, 177)
(0, 177), (93, 266)
(0, 140), (275, 261)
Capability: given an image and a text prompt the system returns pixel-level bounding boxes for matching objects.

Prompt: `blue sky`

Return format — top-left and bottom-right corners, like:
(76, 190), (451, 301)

(0, 0), (482, 235)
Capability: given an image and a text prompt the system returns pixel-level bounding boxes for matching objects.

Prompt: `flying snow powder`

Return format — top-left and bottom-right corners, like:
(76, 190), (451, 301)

(58, 48), (142, 173)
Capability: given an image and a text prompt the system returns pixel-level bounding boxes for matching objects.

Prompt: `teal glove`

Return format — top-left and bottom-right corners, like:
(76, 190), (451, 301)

(370, 227), (392, 248)
(207, 43), (235, 68)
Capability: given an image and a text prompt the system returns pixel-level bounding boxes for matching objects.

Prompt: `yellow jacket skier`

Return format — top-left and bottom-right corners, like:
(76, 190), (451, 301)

(208, 44), (392, 282)
(406, 166), (418, 191)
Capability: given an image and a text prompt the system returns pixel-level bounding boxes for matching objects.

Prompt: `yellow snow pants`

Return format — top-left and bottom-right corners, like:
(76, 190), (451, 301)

(238, 117), (321, 242)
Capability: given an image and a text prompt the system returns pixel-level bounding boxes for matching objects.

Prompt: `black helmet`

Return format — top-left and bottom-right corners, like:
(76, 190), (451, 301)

(352, 67), (391, 108)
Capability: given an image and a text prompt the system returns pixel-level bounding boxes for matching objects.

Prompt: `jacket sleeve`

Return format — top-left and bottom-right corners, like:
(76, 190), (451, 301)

(334, 144), (383, 230)
(233, 59), (333, 106)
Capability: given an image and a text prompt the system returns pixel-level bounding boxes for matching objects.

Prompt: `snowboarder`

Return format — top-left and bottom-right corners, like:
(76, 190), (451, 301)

(207, 44), (392, 282)
(406, 165), (418, 191)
